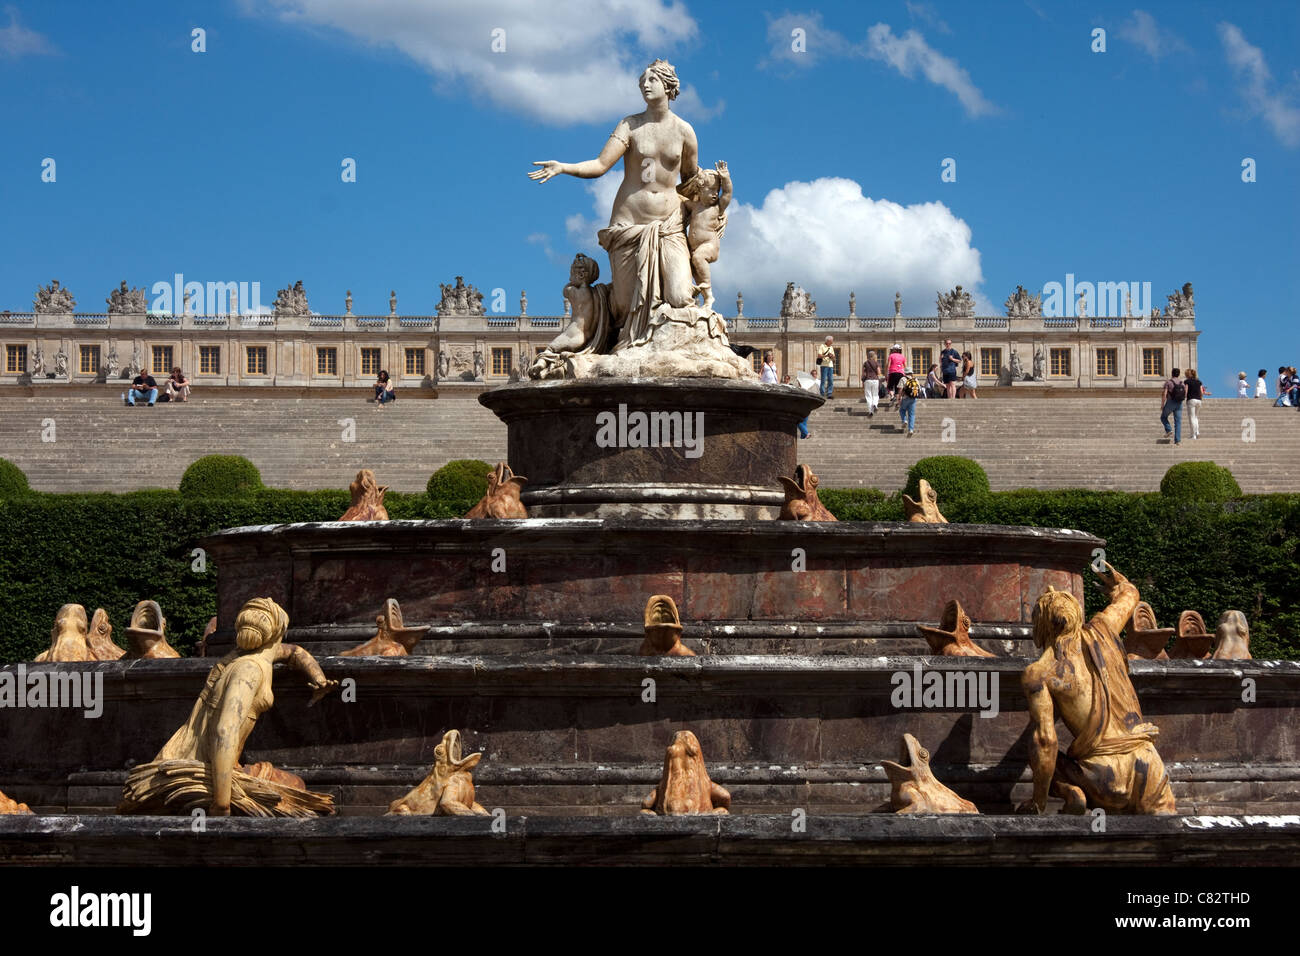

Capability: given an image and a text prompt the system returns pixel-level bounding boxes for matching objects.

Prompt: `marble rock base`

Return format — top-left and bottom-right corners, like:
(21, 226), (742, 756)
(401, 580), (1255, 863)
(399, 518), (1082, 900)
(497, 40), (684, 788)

(479, 378), (823, 518)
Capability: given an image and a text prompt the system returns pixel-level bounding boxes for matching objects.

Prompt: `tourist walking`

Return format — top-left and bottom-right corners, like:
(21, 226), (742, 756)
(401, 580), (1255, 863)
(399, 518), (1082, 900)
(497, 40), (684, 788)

(1255, 369), (1268, 399)
(1237, 371), (1249, 398)
(1276, 367), (1291, 407)
(1183, 369), (1208, 439)
(924, 364), (942, 399)
(861, 350), (880, 416)
(884, 345), (906, 405)
(898, 367), (921, 437)
(1160, 367), (1185, 445)
(940, 339), (961, 399)
(959, 351), (978, 398)
(816, 336), (835, 398)
(760, 350), (779, 384)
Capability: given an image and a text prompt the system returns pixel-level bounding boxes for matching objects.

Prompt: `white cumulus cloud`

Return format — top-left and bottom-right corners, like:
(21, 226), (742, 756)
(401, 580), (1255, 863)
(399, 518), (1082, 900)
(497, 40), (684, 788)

(1117, 10), (1188, 60)
(559, 176), (987, 316)
(0, 5), (56, 58)
(1218, 22), (1300, 148)
(241, 0), (717, 125)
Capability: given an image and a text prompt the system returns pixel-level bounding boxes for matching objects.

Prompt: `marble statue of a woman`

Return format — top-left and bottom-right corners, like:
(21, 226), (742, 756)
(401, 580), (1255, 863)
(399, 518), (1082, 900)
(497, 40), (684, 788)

(529, 59), (750, 380)
(118, 597), (339, 817)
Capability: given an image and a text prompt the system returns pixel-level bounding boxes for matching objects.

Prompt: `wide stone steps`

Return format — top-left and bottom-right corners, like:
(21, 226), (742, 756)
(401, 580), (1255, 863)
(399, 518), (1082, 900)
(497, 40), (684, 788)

(0, 395), (1295, 494)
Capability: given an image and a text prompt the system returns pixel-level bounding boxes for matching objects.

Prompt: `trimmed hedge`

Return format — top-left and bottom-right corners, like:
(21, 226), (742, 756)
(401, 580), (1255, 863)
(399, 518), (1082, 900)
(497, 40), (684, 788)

(0, 459), (30, 500)
(179, 455), (265, 498)
(2, 486), (1296, 663)
(426, 459), (493, 509)
(903, 456), (991, 506)
(1160, 461), (1243, 501)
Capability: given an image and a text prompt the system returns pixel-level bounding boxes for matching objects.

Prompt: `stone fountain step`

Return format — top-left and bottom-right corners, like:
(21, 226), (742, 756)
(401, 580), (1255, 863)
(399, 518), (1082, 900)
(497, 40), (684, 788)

(3, 812), (1299, 866)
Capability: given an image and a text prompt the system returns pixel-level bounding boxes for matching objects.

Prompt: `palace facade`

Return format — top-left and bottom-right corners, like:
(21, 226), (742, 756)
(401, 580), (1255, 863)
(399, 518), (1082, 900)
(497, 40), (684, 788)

(2, 281), (1199, 391)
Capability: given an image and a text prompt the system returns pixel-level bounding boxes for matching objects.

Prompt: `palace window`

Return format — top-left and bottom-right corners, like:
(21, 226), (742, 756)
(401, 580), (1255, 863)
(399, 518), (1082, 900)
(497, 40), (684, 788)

(491, 347), (512, 376)
(246, 346), (268, 375)
(751, 352), (763, 375)
(6, 345), (27, 374)
(199, 346), (221, 375)
(404, 348), (425, 377)
(1142, 348), (1165, 377)
(831, 347), (842, 373)
(79, 345), (100, 375)
(1050, 348), (1072, 377)
(1095, 348), (1118, 377)
(316, 347), (338, 376)
(911, 348), (932, 374)
(360, 348), (382, 377)
(151, 345), (174, 375)
(979, 348), (1001, 378)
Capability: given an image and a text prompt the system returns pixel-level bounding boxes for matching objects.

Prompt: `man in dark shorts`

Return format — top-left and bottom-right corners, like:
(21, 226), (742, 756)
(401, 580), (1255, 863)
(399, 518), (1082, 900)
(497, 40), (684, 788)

(940, 339), (961, 399)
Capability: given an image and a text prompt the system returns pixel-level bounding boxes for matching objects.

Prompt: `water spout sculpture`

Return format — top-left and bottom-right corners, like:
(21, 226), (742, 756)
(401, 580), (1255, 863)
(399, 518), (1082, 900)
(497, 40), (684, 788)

(778, 463), (835, 521)
(881, 734), (978, 813)
(639, 594), (694, 656)
(341, 598), (430, 657)
(916, 600), (995, 657)
(903, 479), (947, 523)
(1212, 610), (1252, 660)
(1124, 602), (1172, 660)
(124, 599), (179, 659)
(35, 604), (103, 663)
(387, 729), (488, 816)
(642, 730), (730, 815)
(0, 790), (32, 814)
(1171, 610), (1214, 659)
(464, 462), (528, 519)
(340, 469), (389, 521)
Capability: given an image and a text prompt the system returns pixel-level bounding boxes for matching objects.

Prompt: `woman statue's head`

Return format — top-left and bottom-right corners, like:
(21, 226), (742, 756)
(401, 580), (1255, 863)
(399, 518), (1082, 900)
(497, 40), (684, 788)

(640, 58), (680, 102)
(235, 597), (289, 651)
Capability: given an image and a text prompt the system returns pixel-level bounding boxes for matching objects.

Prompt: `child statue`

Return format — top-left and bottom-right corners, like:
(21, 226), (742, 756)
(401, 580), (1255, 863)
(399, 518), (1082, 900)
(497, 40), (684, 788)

(676, 160), (732, 311)
(529, 252), (612, 379)
(118, 596), (339, 817)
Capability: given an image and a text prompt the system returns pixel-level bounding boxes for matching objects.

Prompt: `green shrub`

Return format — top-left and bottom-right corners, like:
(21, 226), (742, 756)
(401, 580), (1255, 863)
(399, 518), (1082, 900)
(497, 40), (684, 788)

(179, 455), (264, 498)
(1160, 461), (1243, 501)
(818, 488), (899, 521)
(0, 459), (31, 499)
(427, 459), (494, 505)
(902, 456), (990, 507)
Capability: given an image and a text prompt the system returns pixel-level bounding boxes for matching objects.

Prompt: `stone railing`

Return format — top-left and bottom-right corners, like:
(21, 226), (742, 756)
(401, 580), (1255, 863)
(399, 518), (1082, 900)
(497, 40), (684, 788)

(0, 312), (1197, 336)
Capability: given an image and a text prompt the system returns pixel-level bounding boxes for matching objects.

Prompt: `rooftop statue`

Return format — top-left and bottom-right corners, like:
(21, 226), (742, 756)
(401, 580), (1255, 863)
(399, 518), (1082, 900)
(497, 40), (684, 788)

(1020, 562), (1177, 815)
(881, 734), (978, 813)
(778, 463), (835, 521)
(780, 281), (817, 318)
(123, 599), (179, 659)
(639, 594), (694, 657)
(1164, 282), (1194, 319)
(916, 599), (994, 657)
(118, 597), (338, 817)
(273, 280), (310, 317)
(936, 285), (974, 319)
(464, 462), (528, 518)
(436, 276), (485, 317)
(387, 729), (489, 816)
(1004, 284), (1042, 318)
(641, 730), (730, 815)
(902, 478), (947, 523)
(33, 279), (75, 313)
(341, 598), (430, 657)
(107, 280), (147, 314)
(340, 469), (389, 521)
(528, 58), (751, 379)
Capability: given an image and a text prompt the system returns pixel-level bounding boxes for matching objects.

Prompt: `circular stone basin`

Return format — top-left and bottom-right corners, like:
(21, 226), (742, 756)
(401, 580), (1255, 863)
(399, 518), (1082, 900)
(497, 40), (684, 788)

(479, 378), (824, 519)
(202, 519), (1101, 653)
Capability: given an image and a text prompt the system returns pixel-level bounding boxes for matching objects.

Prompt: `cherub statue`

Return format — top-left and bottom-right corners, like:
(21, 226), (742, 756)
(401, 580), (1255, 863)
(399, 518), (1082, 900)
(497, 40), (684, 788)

(530, 253), (613, 379)
(677, 160), (731, 311)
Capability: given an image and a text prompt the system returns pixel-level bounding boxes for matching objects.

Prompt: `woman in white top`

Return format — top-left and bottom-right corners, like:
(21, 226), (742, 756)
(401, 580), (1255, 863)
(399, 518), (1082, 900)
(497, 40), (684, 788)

(1256, 369), (1268, 398)
(760, 350), (779, 384)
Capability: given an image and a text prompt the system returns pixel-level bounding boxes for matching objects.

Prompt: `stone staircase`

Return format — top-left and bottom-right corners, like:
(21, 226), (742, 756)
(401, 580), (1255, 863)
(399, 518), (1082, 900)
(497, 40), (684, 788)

(0, 392), (1295, 494)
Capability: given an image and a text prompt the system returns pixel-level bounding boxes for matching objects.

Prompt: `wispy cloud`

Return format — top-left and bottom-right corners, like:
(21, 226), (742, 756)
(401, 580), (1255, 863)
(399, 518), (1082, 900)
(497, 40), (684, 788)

(241, 0), (718, 126)
(1218, 22), (1300, 148)
(0, 5), (56, 58)
(905, 1), (951, 36)
(1117, 9), (1188, 61)
(762, 12), (996, 117)
(864, 24), (998, 118)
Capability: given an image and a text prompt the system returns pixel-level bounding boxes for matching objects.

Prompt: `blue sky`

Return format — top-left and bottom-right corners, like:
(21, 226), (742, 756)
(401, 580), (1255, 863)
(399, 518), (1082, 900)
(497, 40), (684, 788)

(1, 0), (1296, 390)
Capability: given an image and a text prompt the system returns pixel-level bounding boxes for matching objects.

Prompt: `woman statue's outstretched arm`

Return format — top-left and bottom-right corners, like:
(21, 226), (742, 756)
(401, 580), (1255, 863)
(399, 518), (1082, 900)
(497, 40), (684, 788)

(275, 643), (340, 705)
(530, 130), (628, 182)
